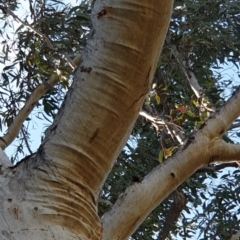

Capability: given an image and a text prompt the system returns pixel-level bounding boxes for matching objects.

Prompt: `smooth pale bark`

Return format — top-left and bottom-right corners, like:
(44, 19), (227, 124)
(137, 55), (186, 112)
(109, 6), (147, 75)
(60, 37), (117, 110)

(102, 86), (240, 239)
(0, 0), (173, 239)
(230, 229), (240, 240)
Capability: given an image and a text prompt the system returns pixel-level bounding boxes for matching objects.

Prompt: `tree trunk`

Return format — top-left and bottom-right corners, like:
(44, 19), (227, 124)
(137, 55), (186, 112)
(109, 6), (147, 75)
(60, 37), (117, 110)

(0, 0), (173, 239)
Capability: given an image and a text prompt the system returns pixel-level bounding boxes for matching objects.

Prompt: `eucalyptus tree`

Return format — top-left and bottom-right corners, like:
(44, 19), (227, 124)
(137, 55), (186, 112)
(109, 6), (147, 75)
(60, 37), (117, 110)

(0, 0), (240, 239)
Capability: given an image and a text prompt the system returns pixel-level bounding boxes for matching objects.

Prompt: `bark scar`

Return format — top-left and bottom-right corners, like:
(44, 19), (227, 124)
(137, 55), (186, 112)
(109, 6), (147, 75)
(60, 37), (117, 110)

(89, 128), (99, 143)
(127, 90), (148, 110)
(80, 66), (92, 73)
(97, 9), (107, 18)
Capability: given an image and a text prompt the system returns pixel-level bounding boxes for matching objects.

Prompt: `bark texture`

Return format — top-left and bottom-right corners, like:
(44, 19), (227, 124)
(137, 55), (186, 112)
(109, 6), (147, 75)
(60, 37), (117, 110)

(101, 87), (240, 239)
(0, 0), (173, 239)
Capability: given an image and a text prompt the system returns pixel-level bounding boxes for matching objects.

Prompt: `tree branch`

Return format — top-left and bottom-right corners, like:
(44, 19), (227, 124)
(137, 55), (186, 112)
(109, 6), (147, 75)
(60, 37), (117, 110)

(157, 189), (186, 240)
(139, 110), (164, 125)
(139, 110), (184, 144)
(165, 122), (184, 145)
(101, 87), (240, 239)
(20, 127), (33, 155)
(0, 54), (81, 150)
(229, 230), (240, 240)
(196, 162), (240, 173)
(166, 36), (203, 99)
(228, 122), (240, 130)
(0, 5), (55, 49)
(201, 87), (240, 139)
(0, 5), (76, 69)
(210, 139), (240, 163)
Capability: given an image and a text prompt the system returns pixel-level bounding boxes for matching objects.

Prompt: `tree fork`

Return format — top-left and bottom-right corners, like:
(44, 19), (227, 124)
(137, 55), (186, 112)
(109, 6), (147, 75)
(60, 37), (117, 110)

(0, 0), (174, 239)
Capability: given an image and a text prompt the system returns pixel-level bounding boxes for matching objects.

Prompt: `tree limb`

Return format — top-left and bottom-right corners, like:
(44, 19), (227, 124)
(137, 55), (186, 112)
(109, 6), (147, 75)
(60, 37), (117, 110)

(196, 162), (240, 173)
(139, 110), (164, 124)
(101, 87), (240, 239)
(228, 122), (240, 130)
(20, 127), (33, 155)
(0, 54), (81, 150)
(157, 189), (186, 240)
(210, 139), (240, 163)
(0, 5), (55, 50)
(229, 230), (240, 240)
(165, 122), (184, 145)
(166, 36), (203, 99)
(139, 110), (184, 144)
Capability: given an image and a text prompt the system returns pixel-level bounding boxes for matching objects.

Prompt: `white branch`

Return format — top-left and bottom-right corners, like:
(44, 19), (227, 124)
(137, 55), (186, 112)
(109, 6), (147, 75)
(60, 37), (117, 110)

(228, 122), (240, 130)
(211, 139), (240, 163)
(101, 87), (240, 239)
(229, 230), (240, 240)
(166, 36), (203, 99)
(0, 54), (81, 150)
(139, 110), (164, 124)
(0, 148), (12, 170)
(166, 122), (184, 145)
(201, 87), (240, 139)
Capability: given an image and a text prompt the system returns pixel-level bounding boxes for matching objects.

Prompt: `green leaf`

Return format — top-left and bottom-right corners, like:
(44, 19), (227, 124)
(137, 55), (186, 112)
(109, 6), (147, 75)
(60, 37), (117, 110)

(158, 150), (164, 163)
(155, 95), (161, 105)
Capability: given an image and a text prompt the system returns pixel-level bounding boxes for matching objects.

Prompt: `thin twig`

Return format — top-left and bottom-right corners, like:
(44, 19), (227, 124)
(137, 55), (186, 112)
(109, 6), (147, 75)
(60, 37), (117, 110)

(139, 110), (164, 124)
(166, 35), (203, 99)
(228, 122), (240, 130)
(0, 5), (76, 69)
(140, 110), (184, 145)
(20, 127), (33, 155)
(166, 36), (216, 114)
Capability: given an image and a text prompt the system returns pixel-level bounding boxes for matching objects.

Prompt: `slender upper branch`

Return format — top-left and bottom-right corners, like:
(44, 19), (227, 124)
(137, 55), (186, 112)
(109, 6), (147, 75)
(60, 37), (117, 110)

(0, 54), (81, 150)
(228, 122), (240, 130)
(0, 5), (55, 50)
(166, 36), (203, 99)
(0, 5), (76, 69)
(139, 110), (164, 124)
(197, 162), (240, 173)
(139, 110), (184, 144)
(20, 127), (33, 154)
